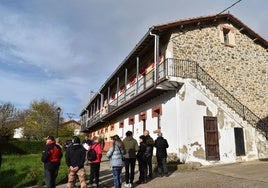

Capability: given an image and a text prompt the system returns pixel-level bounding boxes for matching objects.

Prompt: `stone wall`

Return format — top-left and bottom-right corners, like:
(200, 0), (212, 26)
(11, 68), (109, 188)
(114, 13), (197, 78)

(171, 23), (267, 119)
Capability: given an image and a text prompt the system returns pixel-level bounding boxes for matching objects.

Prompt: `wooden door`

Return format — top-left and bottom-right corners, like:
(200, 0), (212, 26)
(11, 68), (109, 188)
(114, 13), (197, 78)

(204, 116), (220, 160)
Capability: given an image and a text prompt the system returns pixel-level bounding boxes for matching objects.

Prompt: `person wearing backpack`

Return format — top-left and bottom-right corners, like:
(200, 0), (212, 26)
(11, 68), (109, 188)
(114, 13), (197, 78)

(144, 130), (154, 179)
(88, 136), (102, 187)
(122, 131), (139, 187)
(65, 136), (87, 188)
(106, 135), (126, 188)
(41, 136), (63, 188)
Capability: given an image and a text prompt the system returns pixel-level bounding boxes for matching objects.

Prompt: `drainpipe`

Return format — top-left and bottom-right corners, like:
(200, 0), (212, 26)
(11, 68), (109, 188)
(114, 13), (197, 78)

(150, 31), (159, 83)
(136, 57), (139, 94)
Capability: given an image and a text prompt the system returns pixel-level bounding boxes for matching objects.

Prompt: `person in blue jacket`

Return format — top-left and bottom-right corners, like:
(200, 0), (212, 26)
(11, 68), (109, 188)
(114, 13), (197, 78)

(106, 135), (126, 188)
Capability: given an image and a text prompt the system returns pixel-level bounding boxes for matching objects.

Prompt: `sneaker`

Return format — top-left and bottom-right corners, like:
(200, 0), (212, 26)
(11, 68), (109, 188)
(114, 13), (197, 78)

(124, 183), (129, 187)
(126, 183), (132, 187)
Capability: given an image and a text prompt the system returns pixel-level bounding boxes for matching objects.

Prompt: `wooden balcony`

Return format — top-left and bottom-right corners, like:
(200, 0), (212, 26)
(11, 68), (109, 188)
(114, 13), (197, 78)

(81, 59), (194, 131)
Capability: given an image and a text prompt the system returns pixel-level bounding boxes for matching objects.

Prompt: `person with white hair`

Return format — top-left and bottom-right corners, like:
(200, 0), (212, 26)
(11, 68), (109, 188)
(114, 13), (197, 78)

(154, 132), (169, 177)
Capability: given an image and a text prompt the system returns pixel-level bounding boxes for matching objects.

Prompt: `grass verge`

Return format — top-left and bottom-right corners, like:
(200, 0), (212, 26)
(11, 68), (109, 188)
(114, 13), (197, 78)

(0, 154), (68, 188)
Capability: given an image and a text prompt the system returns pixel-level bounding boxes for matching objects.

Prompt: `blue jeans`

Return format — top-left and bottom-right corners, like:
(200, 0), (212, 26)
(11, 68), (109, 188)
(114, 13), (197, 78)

(112, 166), (123, 188)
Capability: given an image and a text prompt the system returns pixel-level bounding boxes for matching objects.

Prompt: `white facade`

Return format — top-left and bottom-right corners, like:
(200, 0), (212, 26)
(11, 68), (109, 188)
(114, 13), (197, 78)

(113, 78), (267, 165)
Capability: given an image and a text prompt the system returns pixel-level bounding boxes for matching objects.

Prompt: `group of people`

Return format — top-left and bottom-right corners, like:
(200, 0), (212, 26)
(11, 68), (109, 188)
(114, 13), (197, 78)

(41, 130), (169, 188)
(106, 130), (169, 188)
(41, 135), (103, 188)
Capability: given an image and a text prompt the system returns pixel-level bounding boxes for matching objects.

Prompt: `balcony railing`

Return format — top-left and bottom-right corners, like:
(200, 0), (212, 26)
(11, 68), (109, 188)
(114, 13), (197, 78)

(82, 58), (267, 138)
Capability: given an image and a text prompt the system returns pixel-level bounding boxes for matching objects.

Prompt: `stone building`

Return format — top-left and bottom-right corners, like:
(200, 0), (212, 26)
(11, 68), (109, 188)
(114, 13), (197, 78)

(80, 14), (268, 165)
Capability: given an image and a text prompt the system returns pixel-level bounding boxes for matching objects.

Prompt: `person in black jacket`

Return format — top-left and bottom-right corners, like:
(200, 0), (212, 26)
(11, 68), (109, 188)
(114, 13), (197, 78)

(136, 135), (148, 184)
(154, 132), (169, 177)
(65, 136), (87, 188)
(143, 130), (154, 179)
(41, 136), (63, 188)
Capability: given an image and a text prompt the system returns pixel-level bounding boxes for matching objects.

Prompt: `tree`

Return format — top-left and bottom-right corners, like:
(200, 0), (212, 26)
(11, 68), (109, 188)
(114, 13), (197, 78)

(0, 103), (18, 138)
(26, 99), (62, 140)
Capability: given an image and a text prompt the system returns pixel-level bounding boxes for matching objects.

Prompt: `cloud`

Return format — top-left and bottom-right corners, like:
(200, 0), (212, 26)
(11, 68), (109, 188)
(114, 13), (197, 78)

(0, 0), (267, 119)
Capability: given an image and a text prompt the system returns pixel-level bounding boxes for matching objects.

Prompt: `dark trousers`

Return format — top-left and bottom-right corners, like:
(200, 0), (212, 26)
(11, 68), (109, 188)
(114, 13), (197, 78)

(89, 162), (100, 185)
(147, 156), (153, 178)
(138, 158), (148, 182)
(124, 158), (136, 184)
(44, 166), (59, 188)
(157, 157), (168, 175)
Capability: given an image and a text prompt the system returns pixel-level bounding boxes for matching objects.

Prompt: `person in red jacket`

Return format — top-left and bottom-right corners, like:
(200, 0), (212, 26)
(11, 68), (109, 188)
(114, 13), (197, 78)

(88, 136), (103, 187)
(41, 136), (63, 188)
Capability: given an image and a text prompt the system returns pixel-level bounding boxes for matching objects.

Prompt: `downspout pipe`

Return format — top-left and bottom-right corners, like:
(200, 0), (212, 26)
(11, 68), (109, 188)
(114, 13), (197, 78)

(149, 31), (159, 83)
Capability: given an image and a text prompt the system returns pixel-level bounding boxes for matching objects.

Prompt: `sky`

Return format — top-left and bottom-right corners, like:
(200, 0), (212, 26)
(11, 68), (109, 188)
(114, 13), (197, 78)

(0, 0), (267, 120)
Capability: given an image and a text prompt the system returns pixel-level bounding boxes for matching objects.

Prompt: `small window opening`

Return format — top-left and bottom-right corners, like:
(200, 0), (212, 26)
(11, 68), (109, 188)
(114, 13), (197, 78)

(223, 28), (230, 44)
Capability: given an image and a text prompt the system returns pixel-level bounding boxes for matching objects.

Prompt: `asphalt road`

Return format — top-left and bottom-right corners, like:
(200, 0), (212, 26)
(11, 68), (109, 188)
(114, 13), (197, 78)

(52, 159), (268, 188)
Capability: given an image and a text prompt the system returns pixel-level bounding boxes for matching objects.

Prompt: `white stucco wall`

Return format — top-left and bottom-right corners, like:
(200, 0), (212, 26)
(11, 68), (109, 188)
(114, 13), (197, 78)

(113, 78), (267, 165)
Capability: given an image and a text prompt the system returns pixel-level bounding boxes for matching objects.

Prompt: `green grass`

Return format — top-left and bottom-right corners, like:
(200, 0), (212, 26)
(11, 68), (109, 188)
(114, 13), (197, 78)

(0, 154), (68, 188)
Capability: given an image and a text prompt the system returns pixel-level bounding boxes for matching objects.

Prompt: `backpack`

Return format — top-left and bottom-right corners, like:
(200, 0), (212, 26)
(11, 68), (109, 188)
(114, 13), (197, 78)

(146, 137), (155, 146)
(87, 146), (97, 161)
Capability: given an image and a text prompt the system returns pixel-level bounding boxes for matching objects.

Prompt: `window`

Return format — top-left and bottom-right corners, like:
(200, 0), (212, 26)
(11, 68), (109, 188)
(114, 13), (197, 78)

(119, 120), (124, 128)
(139, 111), (147, 122)
(223, 28), (230, 44)
(152, 105), (162, 129)
(139, 111), (147, 131)
(152, 105), (162, 118)
(219, 24), (235, 46)
(110, 124), (114, 131)
(129, 115), (135, 125)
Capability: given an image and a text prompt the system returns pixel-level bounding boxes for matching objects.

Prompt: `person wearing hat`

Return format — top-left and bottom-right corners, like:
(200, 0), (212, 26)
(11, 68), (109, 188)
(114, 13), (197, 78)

(41, 136), (63, 188)
(154, 132), (169, 177)
(136, 135), (148, 184)
(106, 135), (126, 188)
(65, 136), (87, 188)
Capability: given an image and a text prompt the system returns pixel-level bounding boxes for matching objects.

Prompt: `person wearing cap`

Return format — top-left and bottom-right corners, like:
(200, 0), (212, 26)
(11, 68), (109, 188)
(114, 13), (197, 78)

(136, 135), (148, 184)
(41, 136), (63, 188)
(154, 132), (169, 177)
(65, 136), (87, 188)
(122, 131), (139, 187)
(88, 136), (103, 187)
(106, 135), (126, 188)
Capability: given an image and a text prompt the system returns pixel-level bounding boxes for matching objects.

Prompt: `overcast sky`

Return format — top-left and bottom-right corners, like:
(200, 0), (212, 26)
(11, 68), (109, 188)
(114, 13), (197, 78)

(0, 0), (267, 120)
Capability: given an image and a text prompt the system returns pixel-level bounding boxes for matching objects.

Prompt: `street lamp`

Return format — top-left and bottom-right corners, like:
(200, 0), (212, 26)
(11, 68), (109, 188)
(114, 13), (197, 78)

(56, 107), (61, 138)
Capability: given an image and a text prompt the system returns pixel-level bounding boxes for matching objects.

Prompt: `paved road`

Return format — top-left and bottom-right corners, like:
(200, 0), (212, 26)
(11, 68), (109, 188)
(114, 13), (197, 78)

(53, 159), (268, 188)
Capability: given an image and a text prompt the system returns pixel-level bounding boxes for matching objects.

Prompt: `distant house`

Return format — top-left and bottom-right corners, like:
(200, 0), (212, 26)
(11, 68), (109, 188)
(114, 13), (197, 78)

(13, 127), (24, 138)
(80, 14), (267, 165)
(61, 120), (81, 136)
